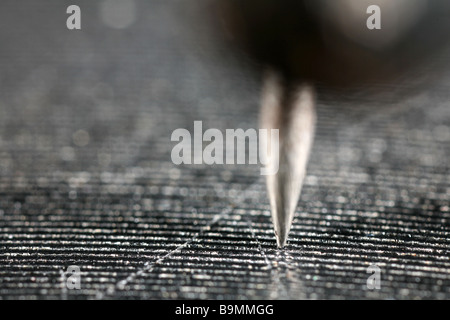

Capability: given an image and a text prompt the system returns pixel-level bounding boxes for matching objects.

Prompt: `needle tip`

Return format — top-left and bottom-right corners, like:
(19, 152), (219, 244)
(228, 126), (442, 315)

(275, 230), (287, 248)
(259, 71), (316, 249)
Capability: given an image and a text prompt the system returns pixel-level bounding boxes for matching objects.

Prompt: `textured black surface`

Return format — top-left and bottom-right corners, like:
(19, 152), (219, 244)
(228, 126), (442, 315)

(0, 0), (449, 300)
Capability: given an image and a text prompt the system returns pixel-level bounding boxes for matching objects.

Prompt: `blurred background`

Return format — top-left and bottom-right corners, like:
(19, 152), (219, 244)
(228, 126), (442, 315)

(0, 0), (448, 299)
